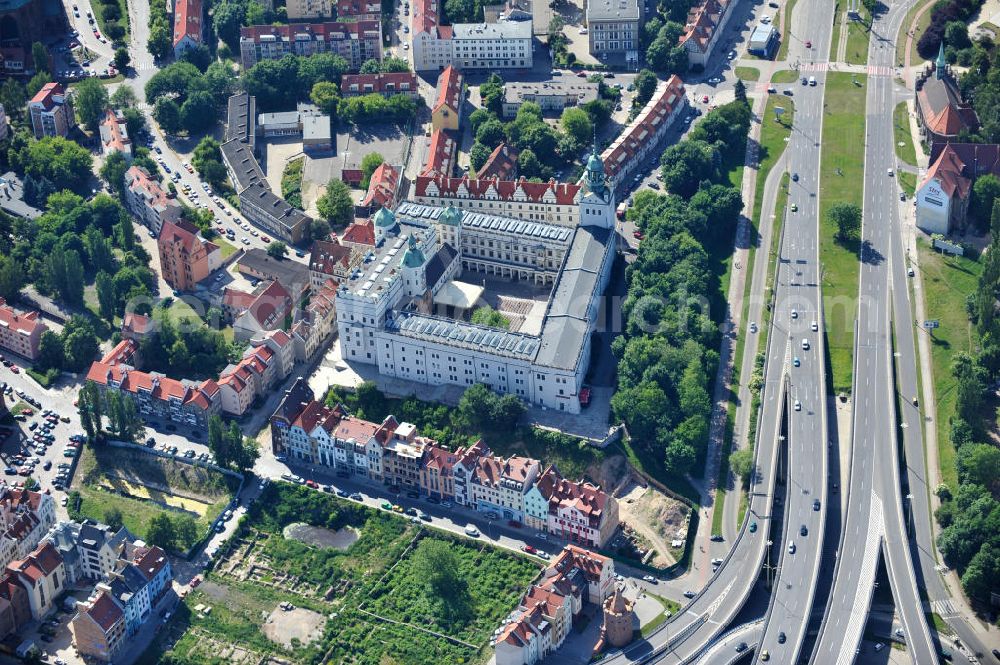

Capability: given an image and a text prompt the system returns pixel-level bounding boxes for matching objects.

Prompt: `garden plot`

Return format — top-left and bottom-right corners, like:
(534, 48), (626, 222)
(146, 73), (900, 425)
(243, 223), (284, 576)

(262, 605), (326, 648)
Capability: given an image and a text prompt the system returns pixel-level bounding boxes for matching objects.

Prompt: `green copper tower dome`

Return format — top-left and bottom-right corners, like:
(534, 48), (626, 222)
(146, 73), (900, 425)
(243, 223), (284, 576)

(374, 206), (396, 228)
(400, 235), (425, 268)
(439, 205), (463, 226)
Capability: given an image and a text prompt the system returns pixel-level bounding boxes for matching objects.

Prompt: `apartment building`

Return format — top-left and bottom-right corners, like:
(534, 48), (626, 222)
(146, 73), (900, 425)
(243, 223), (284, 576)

(239, 21), (383, 71)
(340, 72), (419, 98)
(469, 454), (540, 522)
(496, 545), (616, 665)
(173, 0), (204, 58)
(309, 240), (360, 290)
(362, 162), (401, 210)
(411, 0), (533, 72)
(600, 75), (686, 191)
(6, 541), (65, 620)
(0, 573), (31, 641)
(0, 298), (49, 361)
(679, 0), (732, 67)
(291, 280), (338, 360)
(124, 166), (183, 234)
(431, 65), (463, 131)
(501, 80), (598, 118)
(99, 109), (132, 160)
(0, 487), (57, 572)
(70, 590), (126, 662)
(477, 143), (518, 180)
(525, 465), (619, 548)
(157, 219), (222, 291)
(586, 0), (640, 64)
(286, 0), (330, 19)
(28, 82), (74, 139)
(420, 128), (458, 177)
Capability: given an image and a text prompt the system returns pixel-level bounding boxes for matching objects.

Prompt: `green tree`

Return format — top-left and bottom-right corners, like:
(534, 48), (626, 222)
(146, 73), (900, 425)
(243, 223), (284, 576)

(179, 90), (216, 133)
(360, 152), (385, 189)
(734, 78), (747, 104)
(316, 179), (354, 228)
(560, 107), (593, 146)
(411, 538), (467, 605)
(37, 331), (64, 371)
(213, 0), (246, 50)
(310, 81), (340, 115)
(517, 148), (542, 178)
(729, 448), (754, 483)
(470, 305), (510, 329)
(147, 19), (173, 60)
(470, 141), (491, 173)
(61, 316), (99, 371)
(208, 415), (229, 467)
(828, 202), (862, 244)
(0, 79), (26, 120)
(31, 42), (49, 73)
(100, 150), (129, 194)
(153, 97), (182, 134)
(0, 254), (25, 302)
(634, 69), (658, 106)
(267, 241), (288, 259)
(309, 218), (332, 241)
(104, 507), (124, 530)
(24, 137), (93, 192)
(95, 271), (116, 320)
(660, 140), (715, 198)
(146, 513), (176, 550)
(113, 47), (131, 71)
(479, 74), (505, 116)
(970, 174), (1000, 230)
(74, 78), (110, 132)
(26, 72), (51, 97)
(174, 514), (199, 548)
(476, 118), (506, 149)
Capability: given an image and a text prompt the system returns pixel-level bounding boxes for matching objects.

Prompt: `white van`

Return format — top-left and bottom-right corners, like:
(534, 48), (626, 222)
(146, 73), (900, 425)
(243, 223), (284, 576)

(808, 76), (817, 86)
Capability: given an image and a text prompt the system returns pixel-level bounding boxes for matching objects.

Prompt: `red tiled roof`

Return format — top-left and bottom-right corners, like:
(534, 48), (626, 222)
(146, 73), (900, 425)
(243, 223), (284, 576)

(477, 142), (518, 180)
(341, 72), (417, 97)
(86, 362), (217, 413)
(361, 162), (400, 208)
(100, 109), (130, 154)
(123, 312), (152, 336)
(679, 0), (727, 53)
(126, 166), (180, 216)
(0, 298), (47, 338)
(29, 82), (63, 109)
(223, 288), (256, 312)
(173, 0), (203, 47)
(310, 240), (354, 275)
(159, 219), (206, 255)
(86, 590), (124, 633)
(100, 339), (138, 365)
(412, 0), (439, 35)
(343, 220), (375, 246)
(423, 443), (458, 473)
(601, 75), (685, 178)
(414, 173), (581, 205)
(132, 545), (169, 581)
(921, 143), (972, 200)
(333, 415), (378, 441)
(293, 400), (331, 433)
(433, 66), (462, 116)
(534, 465), (611, 526)
(420, 129), (457, 178)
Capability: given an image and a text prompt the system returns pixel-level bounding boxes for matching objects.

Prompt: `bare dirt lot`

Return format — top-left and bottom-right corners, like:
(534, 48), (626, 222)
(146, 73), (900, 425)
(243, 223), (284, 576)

(616, 481), (691, 568)
(262, 605), (326, 648)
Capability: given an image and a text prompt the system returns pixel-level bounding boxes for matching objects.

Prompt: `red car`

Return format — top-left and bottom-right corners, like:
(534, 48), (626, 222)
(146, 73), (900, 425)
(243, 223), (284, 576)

(702, 95), (709, 103)
(522, 545), (537, 554)
(579, 386), (592, 407)
(305, 479), (319, 489)
(9, 366), (18, 374)
(189, 575), (202, 588)
(21, 409), (33, 417)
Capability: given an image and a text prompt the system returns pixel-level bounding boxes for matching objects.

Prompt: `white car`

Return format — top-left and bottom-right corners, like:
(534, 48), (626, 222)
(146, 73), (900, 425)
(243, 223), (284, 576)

(811, 320), (818, 331)
(464, 524), (480, 537)
(579, 27), (588, 34)
(801, 338), (810, 350)
(241, 237), (250, 245)
(403, 43), (409, 50)
(788, 541), (796, 554)
(708, 76), (722, 84)
(794, 399), (801, 411)
(791, 309), (798, 319)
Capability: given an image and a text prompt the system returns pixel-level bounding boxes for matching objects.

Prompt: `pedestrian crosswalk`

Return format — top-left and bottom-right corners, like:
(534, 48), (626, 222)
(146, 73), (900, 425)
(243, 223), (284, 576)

(866, 65), (895, 77)
(931, 599), (958, 617)
(799, 62), (830, 72)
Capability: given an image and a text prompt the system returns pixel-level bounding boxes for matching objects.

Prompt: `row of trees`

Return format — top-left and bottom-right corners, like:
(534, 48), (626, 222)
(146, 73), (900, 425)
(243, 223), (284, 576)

(611, 99), (749, 476)
(960, 37), (1000, 146)
(338, 93), (420, 125)
(242, 53), (349, 111)
(8, 135), (93, 196)
(137, 304), (241, 379)
(934, 202), (1000, 602)
(146, 61), (238, 135)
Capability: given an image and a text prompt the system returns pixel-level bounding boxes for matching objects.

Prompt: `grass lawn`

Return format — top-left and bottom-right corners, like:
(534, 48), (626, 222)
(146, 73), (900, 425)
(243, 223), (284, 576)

(904, 2), (934, 67)
(777, 0), (799, 60)
(640, 592), (681, 637)
(753, 97), (795, 227)
(26, 368), (59, 388)
(163, 294), (208, 327)
(10, 401), (32, 416)
(830, 2), (843, 61)
(899, 171), (916, 197)
(215, 237), (239, 260)
(915, 238), (982, 492)
(893, 102), (917, 167)
(280, 157), (305, 210)
(735, 66), (760, 81)
(819, 72), (867, 394)
(845, 8), (872, 65)
(772, 70), (799, 84)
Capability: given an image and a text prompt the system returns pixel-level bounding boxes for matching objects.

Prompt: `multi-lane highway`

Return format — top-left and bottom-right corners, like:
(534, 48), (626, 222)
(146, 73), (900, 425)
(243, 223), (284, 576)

(750, 0), (834, 660)
(811, 1), (937, 663)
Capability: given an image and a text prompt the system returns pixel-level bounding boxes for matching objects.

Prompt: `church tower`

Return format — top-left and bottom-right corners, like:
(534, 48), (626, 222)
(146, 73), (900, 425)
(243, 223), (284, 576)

(578, 144), (616, 229)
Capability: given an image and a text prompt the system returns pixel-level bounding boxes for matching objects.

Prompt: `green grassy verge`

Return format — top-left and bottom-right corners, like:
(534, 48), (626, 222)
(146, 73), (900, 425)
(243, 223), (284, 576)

(10, 401), (32, 416)
(777, 0), (799, 60)
(753, 96), (796, 226)
(893, 102), (917, 167)
(640, 593), (682, 637)
(831, 3), (843, 61)
(909, 4), (934, 66)
(931, 611), (956, 636)
(772, 70), (799, 84)
(735, 66), (760, 81)
(280, 157), (305, 210)
(26, 368), (59, 387)
(819, 72), (867, 395)
(915, 238), (982, 492)
(845, 7), (872, 65)
(896, 0), (929, 64)
(216, 237), (239, 260)
(899, 171), (916, 197)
